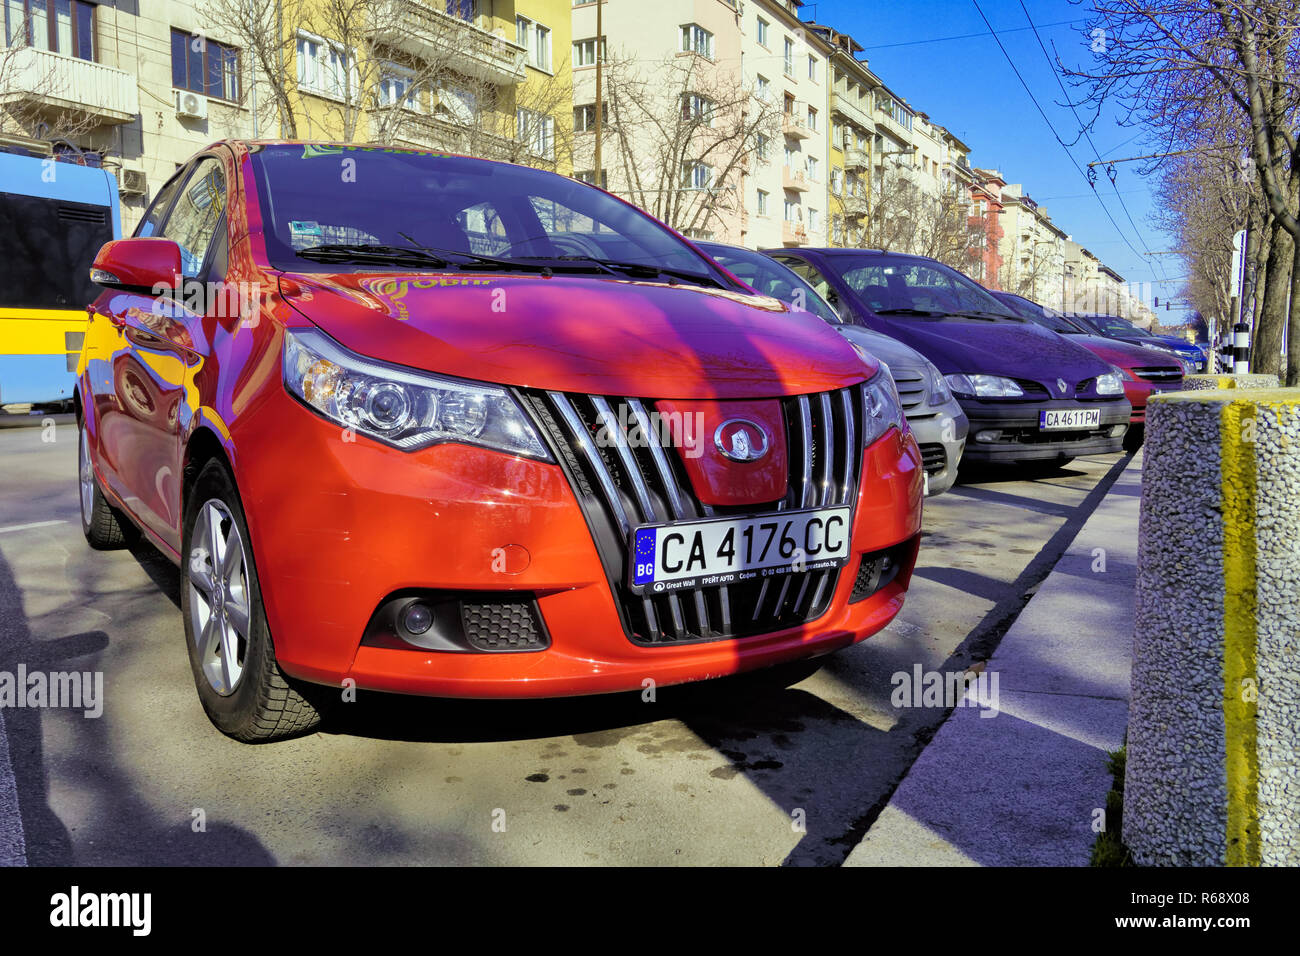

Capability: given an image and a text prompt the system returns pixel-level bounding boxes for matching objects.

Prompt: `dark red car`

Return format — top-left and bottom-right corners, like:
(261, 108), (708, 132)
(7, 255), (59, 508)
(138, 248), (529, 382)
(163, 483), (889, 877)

(991, 291), (1184, 445)
(75, 141), (923, 741)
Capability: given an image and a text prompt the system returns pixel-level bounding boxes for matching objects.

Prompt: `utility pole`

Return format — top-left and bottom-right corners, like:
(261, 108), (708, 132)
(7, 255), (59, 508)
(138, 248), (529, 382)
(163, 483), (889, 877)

(593, 0), (603, 186)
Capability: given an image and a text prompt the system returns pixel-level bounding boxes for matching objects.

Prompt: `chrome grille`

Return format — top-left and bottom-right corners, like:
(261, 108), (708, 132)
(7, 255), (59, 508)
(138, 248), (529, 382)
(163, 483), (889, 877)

(892, 367), (928, 414)
(1133, 367), (1182, 383)
(518, 386), (865, 645)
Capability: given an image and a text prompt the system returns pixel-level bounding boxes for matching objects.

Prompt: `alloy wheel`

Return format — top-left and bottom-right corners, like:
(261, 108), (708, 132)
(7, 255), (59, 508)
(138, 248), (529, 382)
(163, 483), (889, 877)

(187, 498), (252, 696)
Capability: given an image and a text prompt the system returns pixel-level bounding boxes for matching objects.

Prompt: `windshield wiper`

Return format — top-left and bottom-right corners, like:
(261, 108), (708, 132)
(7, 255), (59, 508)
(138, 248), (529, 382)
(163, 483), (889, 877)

(873, 307), (944, 316)
(295, 244), (452, 267)
(951, 310), (1015, 321)
(537, 255), (722, 288)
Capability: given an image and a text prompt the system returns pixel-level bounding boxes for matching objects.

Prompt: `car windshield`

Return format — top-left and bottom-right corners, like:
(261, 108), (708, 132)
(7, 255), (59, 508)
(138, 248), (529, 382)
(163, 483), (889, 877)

(1087, 314), (1152, 337)
(248, 144), (721, 283)
(696, 242), (842, 326)
(827, 254), (1018, 319)
(995, 293), (1082, 333)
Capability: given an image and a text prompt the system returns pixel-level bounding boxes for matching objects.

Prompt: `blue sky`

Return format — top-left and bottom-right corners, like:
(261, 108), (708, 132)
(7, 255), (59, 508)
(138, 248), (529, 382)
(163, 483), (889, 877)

(809, 0), (1183, 315)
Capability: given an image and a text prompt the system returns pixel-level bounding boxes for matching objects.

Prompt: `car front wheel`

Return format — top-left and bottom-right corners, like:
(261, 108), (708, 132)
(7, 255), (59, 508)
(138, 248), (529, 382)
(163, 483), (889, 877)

(181, 459), (323, 742)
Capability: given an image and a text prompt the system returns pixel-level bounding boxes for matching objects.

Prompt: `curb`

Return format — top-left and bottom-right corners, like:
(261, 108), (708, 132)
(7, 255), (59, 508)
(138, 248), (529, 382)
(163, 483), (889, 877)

(844, 453), (1140, 866)
(0, 707), (24, 866)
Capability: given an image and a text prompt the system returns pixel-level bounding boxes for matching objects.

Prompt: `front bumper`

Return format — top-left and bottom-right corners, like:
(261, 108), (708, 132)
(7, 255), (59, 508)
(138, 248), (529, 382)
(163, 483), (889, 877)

(234, 389), (924, 699)
(959, 397), (1130, 462)
(1124, 379), (1184, 423)
(906, 402), (968, 496)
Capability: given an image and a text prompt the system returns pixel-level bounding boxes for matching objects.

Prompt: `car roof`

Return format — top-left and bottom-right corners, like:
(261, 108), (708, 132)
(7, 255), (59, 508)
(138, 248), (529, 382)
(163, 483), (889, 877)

(759, 246), (890, 257)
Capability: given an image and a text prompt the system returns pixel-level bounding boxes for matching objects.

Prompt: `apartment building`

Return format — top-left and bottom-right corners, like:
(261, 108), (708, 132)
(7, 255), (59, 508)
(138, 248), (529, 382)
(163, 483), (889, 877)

(968, 167), (1005, 288)
(741, 0), (831, 248)
(812, 23), (873, 248)
(2, 1), (572, 232)
(998, 183), (1069, 309)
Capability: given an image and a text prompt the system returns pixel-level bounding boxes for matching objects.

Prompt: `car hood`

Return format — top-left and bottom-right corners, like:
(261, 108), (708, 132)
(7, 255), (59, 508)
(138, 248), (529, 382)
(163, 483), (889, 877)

(278, 271), (872, 398)
(835, 325), (930, 373)
(865, 315), (1112, 383)
(1066, 333), (1183, 371)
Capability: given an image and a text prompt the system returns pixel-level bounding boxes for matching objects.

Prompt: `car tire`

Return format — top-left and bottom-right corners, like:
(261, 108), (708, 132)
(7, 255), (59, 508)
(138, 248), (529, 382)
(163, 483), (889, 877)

(180, 459), (324, 742)
(79, 418), (134, 550)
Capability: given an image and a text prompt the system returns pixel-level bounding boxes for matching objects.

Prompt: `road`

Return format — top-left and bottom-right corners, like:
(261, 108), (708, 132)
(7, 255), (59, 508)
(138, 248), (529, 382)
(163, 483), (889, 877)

(0, 415), (1128, 865)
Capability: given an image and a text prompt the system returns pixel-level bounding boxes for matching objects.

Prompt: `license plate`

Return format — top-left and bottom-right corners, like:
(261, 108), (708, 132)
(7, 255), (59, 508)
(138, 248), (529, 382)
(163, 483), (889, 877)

(1039, 408), (1101, 431)
(630, 507), (852, 595)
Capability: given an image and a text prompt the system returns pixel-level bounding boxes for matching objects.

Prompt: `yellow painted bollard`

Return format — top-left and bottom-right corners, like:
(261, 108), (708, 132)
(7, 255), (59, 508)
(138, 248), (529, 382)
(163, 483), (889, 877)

(1126, 388), (1300, 865)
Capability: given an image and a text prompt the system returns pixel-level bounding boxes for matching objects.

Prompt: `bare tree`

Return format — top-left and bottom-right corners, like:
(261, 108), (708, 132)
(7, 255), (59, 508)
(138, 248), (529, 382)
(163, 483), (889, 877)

(591, 51), (781, 236)
(1065, 0), (1300, 381)
(857, 161), (988, 273)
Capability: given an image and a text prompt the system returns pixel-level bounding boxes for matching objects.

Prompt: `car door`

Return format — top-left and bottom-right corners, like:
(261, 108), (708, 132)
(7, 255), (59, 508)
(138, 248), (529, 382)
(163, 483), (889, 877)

(99, 157), (229, 552)
(85, 166), (187, 520)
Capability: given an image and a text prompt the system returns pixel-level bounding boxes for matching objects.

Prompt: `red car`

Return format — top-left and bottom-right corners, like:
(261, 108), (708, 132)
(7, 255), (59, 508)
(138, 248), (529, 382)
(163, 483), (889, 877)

(76, 142), (923, 741)
(991, 292), (1183, 444)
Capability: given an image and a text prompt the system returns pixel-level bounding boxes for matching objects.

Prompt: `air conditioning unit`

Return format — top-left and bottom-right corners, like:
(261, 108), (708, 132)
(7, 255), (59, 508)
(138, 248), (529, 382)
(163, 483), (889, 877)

(176, 90), (208, 120)
(119, 168), (147, 196)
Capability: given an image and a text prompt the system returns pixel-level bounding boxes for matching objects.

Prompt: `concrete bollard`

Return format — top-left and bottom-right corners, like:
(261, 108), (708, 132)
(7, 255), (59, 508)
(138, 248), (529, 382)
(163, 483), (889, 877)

(1126, 388), (1300, 865)
(1179, 373), (1279, 392)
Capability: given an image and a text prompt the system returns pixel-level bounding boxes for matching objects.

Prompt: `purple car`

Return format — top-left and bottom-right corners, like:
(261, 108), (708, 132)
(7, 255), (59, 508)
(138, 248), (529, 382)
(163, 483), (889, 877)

(765, 249), (1131, 466)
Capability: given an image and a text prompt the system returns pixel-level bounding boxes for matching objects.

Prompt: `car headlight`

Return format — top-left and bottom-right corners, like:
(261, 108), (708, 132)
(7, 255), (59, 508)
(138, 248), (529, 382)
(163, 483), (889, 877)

(944, 373), (1025, 399)
(860, 364), (905, 447)
(283, 329), (552, 460)
(926, 361), (952, 404)
(1096, 368), (1126, 395)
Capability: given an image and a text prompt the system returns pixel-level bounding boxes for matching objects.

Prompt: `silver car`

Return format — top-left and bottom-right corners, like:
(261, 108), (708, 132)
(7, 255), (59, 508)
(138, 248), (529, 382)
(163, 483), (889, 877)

(696, 242), (968, 495)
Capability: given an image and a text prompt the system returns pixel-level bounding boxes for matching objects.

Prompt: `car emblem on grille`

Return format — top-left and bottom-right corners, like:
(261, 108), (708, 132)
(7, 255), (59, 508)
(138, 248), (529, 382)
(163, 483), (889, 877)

(1057, 378), (1068, 394)
(714, 419), (770, 463)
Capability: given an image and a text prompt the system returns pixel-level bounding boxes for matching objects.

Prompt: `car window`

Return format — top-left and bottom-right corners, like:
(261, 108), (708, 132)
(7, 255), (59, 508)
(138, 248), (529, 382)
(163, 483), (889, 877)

(776, 257), (839, 304)
(700, 246), (841, 325)
(134, 170), (186, 238)
(828, 255), (1015, 317)
(160, 158), (227, 278)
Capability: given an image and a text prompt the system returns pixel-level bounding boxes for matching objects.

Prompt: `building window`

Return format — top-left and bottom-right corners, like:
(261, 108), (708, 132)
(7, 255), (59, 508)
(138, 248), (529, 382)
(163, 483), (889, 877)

(516, 16), (552, 72)
(755, 74), (770, 101)
(682, 161), (712, 190)
(575, 169), (608, 189)
(756, 133), (769, 162)
(681, 93), (713, 126)
(682, 228), (714, 240)
(296, 32), (355, 101)
(757, 189), (769, 216)
(680, 24), (714, 59)
(808, 208), (820, 232)
(807, 156), (818, 182)
(573, 103), (608, 133)
(807, 106), (818, 132)
(830, 167), (842, 196)
(784, 198), (798, 221)
(756, 16), (769, 47)
(6, 0), (95, 60)
(807, 55), (817, 81)
(784, 145), (794, 167)
(172, 28), (241, 102)
(783, 37), (794, 76)
(378, 64), (419, 111)
(517, 108), (555, 159)
(573, 37), (605, 67)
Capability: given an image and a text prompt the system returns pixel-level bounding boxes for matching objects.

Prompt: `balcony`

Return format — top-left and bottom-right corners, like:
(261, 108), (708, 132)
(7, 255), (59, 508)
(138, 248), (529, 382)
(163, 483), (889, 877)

(782, 220), (808, 245)
(844, 147), (869, 170)
(1, 47), (138, 125)
(387, 107), (515, 158)
(782, 112), (813, 140)
(831, 91), (874, 131)
(782, 166), (810, 192)
(370, 0), (527, 86)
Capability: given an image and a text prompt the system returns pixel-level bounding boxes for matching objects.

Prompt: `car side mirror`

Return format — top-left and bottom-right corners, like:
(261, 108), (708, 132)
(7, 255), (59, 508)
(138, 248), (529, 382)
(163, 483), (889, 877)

(90, 238), (183, 294)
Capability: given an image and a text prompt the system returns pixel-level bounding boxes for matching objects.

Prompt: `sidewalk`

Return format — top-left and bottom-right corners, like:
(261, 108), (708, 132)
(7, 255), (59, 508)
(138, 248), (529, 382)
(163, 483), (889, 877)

(845, 453), (1141, 866)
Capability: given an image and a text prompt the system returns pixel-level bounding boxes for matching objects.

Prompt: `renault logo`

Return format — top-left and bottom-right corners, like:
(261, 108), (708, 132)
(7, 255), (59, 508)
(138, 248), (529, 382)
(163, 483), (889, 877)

(714, 419), (770, 463)
(1057, 378), (1068, 394)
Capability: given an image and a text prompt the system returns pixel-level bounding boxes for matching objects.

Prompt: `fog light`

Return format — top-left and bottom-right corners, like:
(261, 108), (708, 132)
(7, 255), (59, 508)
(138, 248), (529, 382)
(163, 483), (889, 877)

(1110, 425), (1126, 437)
(975, 429), (1002, 443)
(402, 602), (432, 635)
